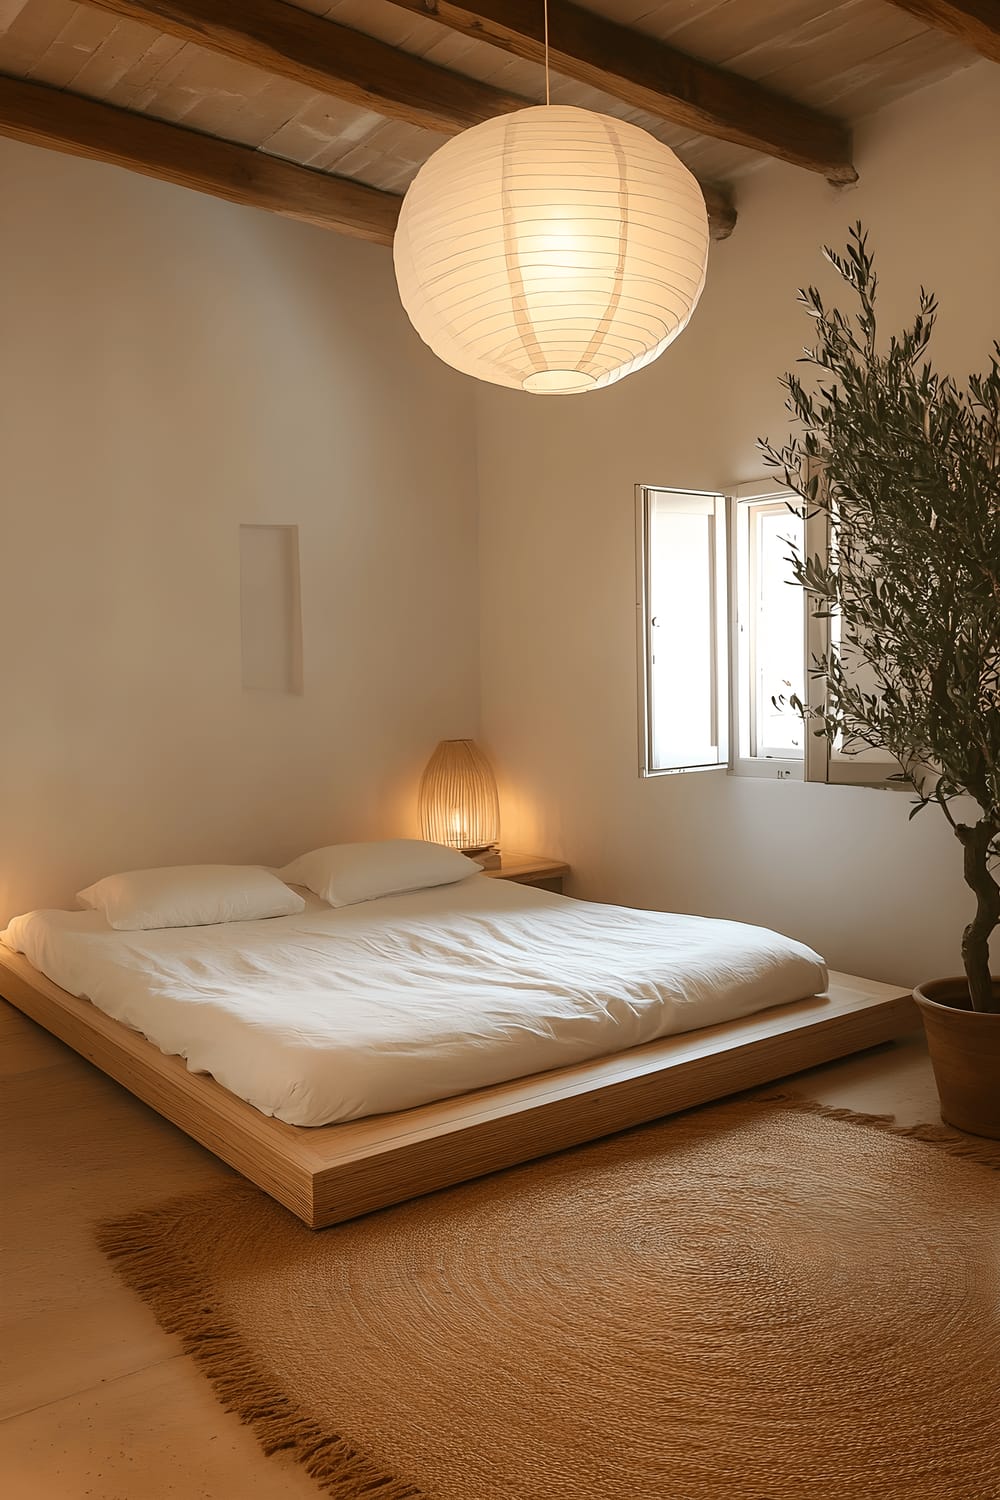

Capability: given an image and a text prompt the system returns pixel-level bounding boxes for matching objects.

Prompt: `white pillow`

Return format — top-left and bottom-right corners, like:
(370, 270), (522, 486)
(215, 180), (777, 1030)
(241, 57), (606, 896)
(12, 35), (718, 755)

(279, 839), (481, 908)
(77, 865), (305, 931)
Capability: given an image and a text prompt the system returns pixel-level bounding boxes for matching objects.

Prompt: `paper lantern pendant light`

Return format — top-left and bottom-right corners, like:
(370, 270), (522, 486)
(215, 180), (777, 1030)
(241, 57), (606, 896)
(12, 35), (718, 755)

(393, 103), (710, 395)
(419, 739), (500, 853)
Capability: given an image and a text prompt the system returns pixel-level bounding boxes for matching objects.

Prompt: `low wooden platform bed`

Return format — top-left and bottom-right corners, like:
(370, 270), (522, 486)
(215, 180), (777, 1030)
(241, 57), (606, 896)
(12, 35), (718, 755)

(0, 855), (916, 1229)
(0, 949), (913, 1227)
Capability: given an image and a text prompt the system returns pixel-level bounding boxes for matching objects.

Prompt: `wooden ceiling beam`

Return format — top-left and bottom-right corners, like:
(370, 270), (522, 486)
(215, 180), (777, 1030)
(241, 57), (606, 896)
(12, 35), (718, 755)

(80, 0), (528, 134)
(881, 0), (1000, 62)
(0, 75), (401, 245)
(384, 0), (857, 183)
(35, 0), (742, 238)
(0, 74), (737, 245)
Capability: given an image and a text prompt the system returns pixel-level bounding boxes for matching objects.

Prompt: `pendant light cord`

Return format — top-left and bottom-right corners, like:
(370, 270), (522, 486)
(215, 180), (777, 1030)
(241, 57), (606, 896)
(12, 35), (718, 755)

(543, 0), (550, 105)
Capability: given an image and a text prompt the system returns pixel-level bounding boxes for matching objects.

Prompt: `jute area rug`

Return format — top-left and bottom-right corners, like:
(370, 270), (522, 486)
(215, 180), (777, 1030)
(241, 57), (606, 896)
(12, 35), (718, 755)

(98, 1096), (1000, 1500)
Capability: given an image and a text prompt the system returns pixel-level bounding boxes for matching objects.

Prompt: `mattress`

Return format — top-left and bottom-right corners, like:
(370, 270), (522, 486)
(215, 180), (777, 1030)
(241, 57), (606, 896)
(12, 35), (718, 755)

(1, 876), (827, 1127)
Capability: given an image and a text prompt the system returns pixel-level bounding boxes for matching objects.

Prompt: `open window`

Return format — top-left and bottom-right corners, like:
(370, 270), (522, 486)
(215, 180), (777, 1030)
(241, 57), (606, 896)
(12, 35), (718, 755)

(636, 476), (898, 787)
(635, 485), (728, 775)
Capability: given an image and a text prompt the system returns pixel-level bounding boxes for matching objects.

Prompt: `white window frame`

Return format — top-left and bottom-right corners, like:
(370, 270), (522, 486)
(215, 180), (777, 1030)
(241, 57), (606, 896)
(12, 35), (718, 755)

(635, 484), (729, 777)
(635, 475), (902, 790)
(727, 479), (805, 781)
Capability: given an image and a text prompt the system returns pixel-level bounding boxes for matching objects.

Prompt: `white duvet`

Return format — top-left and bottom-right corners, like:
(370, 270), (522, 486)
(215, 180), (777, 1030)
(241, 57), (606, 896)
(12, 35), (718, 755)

(1, 876), (827, 1127)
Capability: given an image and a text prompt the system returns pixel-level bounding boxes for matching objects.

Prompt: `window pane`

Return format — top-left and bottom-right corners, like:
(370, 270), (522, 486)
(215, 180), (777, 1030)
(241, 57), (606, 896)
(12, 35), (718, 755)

(753, 507), (804, 757)
(645, 490), (725, 771)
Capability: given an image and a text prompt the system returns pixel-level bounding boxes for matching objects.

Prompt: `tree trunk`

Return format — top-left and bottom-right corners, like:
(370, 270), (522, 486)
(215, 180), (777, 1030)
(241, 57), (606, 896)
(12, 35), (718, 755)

(957, 821), (1000, 1014)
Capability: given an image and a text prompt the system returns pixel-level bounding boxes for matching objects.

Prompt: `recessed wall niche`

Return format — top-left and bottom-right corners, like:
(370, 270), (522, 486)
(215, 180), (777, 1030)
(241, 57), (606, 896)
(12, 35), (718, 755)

(239, 524), (304, 694)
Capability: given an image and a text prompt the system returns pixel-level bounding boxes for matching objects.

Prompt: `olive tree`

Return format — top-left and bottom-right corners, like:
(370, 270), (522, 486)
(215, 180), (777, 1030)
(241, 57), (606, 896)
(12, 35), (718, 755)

(759, 226), (1000, 1013)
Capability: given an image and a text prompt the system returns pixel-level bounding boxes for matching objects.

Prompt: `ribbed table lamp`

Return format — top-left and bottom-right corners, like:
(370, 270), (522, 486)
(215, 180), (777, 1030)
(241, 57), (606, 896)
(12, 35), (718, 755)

(419, 740), (500, 854)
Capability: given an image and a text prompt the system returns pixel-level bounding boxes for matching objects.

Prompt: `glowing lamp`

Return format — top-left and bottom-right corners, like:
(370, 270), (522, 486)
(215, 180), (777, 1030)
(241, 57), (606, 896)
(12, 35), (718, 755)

(419, 740), (500, 854)
(393, 105), (710, 395)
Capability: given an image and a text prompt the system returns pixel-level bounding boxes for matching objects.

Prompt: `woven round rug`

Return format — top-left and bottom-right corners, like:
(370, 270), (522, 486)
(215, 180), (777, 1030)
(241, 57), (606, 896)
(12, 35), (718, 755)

(98, 1096), (1000, 1500)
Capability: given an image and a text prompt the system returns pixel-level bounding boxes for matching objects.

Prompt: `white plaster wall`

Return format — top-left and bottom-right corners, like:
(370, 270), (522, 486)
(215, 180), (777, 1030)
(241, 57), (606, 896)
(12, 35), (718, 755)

(476, 62), (1000, 986)
(0, 138), (480, 922)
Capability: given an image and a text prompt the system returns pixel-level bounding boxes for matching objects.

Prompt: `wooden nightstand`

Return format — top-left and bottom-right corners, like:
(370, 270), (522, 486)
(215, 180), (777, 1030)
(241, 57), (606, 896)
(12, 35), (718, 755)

(481, 853), (569, 894)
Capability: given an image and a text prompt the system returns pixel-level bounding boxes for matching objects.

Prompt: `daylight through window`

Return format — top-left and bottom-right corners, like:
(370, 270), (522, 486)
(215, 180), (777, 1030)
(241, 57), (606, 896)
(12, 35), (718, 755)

(637, 484), (807, 777)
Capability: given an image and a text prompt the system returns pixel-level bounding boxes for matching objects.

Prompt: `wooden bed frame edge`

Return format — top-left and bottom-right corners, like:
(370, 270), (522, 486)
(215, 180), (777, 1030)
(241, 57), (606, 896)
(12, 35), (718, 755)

(0, 949), (916, 1229)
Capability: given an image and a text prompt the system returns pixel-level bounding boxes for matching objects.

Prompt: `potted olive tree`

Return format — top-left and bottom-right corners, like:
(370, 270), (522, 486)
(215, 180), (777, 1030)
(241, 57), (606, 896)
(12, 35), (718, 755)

(759, 225), (1000, 1137)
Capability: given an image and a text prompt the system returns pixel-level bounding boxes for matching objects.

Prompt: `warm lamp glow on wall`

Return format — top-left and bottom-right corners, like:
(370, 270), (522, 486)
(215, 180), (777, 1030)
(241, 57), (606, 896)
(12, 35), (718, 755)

(419, 740), (500, 854)
(393, 101), (710, 395)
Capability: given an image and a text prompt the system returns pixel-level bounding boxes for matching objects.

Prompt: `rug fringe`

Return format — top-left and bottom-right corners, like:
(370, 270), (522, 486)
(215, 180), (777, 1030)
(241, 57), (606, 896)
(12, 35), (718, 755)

(96, 1204), (425, 1500)
(758, 1091), (1000, 1171)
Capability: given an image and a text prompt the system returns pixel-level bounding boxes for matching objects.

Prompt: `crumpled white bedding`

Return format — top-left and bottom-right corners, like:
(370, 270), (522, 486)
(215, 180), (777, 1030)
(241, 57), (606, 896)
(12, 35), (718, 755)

(1, 876), (827, 1127)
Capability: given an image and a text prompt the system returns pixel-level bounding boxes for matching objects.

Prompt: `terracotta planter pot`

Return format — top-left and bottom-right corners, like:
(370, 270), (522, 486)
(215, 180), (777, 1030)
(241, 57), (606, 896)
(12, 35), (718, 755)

(913, 977), (1000, 1139)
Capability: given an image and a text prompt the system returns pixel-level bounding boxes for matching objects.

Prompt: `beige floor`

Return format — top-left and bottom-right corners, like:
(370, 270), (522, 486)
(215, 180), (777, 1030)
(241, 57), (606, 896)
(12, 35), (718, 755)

(1, 998), (940, 1500)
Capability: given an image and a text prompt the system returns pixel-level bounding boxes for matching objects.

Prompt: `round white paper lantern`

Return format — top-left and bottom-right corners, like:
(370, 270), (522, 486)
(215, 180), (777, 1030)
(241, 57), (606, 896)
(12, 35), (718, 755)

(393, 104), (710, 395)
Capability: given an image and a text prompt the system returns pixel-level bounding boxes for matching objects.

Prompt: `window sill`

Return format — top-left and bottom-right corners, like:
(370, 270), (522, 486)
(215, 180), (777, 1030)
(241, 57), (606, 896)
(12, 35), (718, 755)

(729, 758), (803, 781)
(640, 763), (729, 779)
